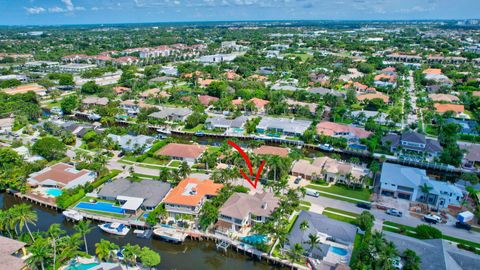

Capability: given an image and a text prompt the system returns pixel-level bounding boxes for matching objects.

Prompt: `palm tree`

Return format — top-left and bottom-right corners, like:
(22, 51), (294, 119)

(299, 220), (309, 232)
(48, 224), (64, 270)
(14, 203), (37, 241)
(123, 243), (141, 267)
(268, 156), (288, 182)
(419, 183), (433, 206)
(57, 233), (82, 264)
(74, 220), (92, 254)
(27, 237), (50, 270)
(158, 167), (171, 182)
(178, 161), (191, 178)
(305, 233), (321, 256)
(289, 243), (304, 263)
(95, 239), (119, 262)
(0, 209), (13, 237)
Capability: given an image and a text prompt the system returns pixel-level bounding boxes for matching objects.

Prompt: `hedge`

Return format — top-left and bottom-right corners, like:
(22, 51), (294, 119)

(90, 169), (121, 190)
(56, 189), (85, 209)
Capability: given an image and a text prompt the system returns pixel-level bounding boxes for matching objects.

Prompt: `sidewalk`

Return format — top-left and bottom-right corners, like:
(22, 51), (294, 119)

(306, 186), (370, 204)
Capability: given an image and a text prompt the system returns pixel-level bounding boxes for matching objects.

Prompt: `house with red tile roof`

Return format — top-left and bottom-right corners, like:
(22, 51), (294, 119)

(163, 178), (223, 220)
(231, 97), (270, 114)
(428, 94), (459, 103)
(198, 95), (219, 106)
(253, 145), (289, 157)
(316, 121), (372, 140)
(155, 143), (207, 164)
(113, 86), (131, 95)
(357, 91), (390, 103)
(27, 163), (96, 189)
(433, 103), (465, 116)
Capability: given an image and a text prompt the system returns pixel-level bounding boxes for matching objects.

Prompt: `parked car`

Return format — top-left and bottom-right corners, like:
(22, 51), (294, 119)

(294, 176), (302, 184)
(455, 221), (472, 231)
(356, 203), (372, 210)
(318, 143), (334, 151)
(306, 189), (319, 197)
(423, 214), (441, 224)
(386, 208), (403, 217)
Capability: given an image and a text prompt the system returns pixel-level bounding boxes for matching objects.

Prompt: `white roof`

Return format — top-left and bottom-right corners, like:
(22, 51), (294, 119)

(118, 196), (144, 211)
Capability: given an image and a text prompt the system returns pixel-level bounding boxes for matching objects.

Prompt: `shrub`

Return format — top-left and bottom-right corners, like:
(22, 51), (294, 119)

(56, 188), (85, 209)
(415, 224), (442, 239)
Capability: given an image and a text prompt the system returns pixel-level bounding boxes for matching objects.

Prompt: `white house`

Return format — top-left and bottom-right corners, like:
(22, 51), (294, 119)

(27, 163), (96, 189)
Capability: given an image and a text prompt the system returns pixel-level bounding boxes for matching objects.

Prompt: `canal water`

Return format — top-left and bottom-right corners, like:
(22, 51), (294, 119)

(0, 193), (286, 270)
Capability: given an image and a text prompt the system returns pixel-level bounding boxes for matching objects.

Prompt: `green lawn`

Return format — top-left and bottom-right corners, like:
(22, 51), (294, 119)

(121, 156), (138, 162)
(298, 205), (310, 211)
(324, 207), (360, 217)
(306, 184), (371, 201)
(132, 172), (157, 178)
(182, 124), (204, 132)
(142, 157), (169, 165)
(286, 213), (299, 233)
(349, 234), (363, 267)
(169, 160), (182, 167)
(300, 200), (311, 206)
(322, 211), (357, 225)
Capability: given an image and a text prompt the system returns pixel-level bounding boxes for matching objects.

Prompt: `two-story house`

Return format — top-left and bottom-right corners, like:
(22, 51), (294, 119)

(163, 178), (223, 220)
(382, 131), (443, 160)
(216, 192), (279, 235)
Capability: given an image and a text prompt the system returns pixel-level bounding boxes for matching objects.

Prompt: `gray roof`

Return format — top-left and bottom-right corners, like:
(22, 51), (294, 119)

(257, 117), (312, 135)
(402, 131), (426, 144)
(107, 134), (154, 152)
(98, 178), (171, 208)
(382, 132), (442, 154)
(205, 116), (248, 129)
(219, 192), (279, 220)
(308, 87), (343, 97)
(384, 231), (480, 270)
(148, 106), (192, 119)
(287, 211), (356, 259)
(380, 162), (429, 188)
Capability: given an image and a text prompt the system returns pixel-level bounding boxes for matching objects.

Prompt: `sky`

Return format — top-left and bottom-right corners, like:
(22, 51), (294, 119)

(0, 0), (479, 26)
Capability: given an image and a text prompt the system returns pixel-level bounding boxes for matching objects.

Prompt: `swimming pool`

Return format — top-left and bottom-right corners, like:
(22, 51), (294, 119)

(232, 128), (244, 133)
(66, 262), (99, 270)
(348, 144), (367, 151)
(330, 246), (348, 256)
(46, 188), (63, 197)
(242, 234), (269, 244)
(75, 201), (124, 214)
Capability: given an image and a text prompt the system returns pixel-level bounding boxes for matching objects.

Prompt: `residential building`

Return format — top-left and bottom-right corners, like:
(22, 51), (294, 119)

(82, 96), (109, 107)
(434, 103), (465, 117)
(216, 192), (279, 235)
(253, 145), (289, 158)
(384, 231), (480, 270)
(445, 118), (478, 136)
(460, 144), (480, 169)
(107, 134), (155, 153)
(428, 93), (459, 103)
(155, 143), (206, 164)
(350, 110), (395, 126)
(163, 178), (223, 219)
(198, 95), (219, 106)
(112, 86), (130, 95)
(0, 236), (28, 270)
(232, 97), (270, 114)
(148, 106), (192, 121)
(385, 53), (422, 63)
(286, 99), (318, 114)
(199, 54), (236, 63)
(27, 163), (96, 189)
(357, 91), (390, 103)
(382, 131), (443, 159)
(286, 211), (356, 265)
(160, 66), (179, 76)
(0, 74), (27, 82)
(316, 121), (372, 141)
(97, 178), (171, 212)
(291, 157), (369, 186)
(308, 87), (344, 97)
(58, 63), (96, 73)
(379, 163), (463, 208)
(204, 116), (248, 130)
(256, 117), (312, 137)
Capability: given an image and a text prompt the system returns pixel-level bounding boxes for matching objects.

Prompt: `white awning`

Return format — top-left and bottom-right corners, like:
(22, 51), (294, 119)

(117, 196), (144, 211)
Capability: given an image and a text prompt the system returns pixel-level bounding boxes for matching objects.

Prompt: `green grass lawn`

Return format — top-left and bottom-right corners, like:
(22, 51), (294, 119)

(306, 184), (371, 201)
(286, 213), (299, 233)
(324, 207), (360, 217)
(300, 200), (311, 206)
(142, 157), (169, 165)
(182, 124), (204, 132)
(322, 211), (357, 225)
(349, 234), (363, 267)
(169, 160), (182, 167)
(132, 172), (157, 179)
(121, 156), (138, 162)
(298, 205), (310, 211)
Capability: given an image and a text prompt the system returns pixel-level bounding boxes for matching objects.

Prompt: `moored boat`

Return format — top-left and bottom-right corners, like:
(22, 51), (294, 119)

(62, 210), (84, 221)
(98, 223), (130, 236)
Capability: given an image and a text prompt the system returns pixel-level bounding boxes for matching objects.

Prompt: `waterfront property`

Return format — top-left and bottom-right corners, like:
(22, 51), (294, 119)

(97, 178), (171, 212)
(379, 163), (463, 208)
(291, 157), (369, 186)
(384, 231), (480, 270)
(382, 131), (443, 160)
(148, 106), (193, 122)
(286, 211), (355, 267)
(256, 117), (312, 137)
(316, 121), (372, 141)
(155, 143), (207, 165)
(163, 178), (223, 220)
(27, 163), (96, 190)
(216, 192), (279, 236)
(252, 145), (289, 158)
(107, 134), (155, 153)
(204, 116), (248, 131)
(0, 236), (28, 270)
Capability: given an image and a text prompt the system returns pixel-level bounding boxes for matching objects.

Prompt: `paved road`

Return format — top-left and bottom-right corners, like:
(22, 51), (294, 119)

(304, 194), (480, 243)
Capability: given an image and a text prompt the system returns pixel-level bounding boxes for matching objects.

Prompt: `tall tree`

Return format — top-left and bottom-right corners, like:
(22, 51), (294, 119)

(74, 220), (92, 254)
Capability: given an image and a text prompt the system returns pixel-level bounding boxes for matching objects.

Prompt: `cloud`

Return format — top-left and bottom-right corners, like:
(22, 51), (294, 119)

(25, 7), (46, 14)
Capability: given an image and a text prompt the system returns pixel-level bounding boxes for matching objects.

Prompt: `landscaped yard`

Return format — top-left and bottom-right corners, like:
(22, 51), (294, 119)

(324, 207), (359, 217)
(182, 124), (204, 132)
(143, 157), (169, 165)
(322, 211), (357, 225)
(306, 184), (371, 201)
(168, 160), (182, 167)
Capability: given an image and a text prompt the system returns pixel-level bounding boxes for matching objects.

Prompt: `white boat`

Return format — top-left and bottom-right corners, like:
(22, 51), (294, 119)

(98, 223), (130, 236)
(62, 210), (83, 221)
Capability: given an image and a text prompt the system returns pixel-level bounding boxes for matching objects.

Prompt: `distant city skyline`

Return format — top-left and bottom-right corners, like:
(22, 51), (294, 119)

(0, 0), (479, 26)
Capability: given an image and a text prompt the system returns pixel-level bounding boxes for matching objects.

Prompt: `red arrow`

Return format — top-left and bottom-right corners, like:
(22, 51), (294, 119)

(227, 140), (266, 189)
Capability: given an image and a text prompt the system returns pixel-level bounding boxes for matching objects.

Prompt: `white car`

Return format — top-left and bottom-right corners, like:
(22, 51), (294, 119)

(386, 208), (403, 217)
(423, 214), (441, 224)
(318, 144), (334, 151)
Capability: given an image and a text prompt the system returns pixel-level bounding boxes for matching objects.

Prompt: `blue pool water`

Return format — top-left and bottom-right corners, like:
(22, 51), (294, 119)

(233, 128), (244, 133)
(46, 188), (63, 197)
(348, 144), (367, 150)
(66, 263), (99, 270)
(242, 234), (269, 244)
(75, 202), (124, 214)
(330, 246), (348, 256)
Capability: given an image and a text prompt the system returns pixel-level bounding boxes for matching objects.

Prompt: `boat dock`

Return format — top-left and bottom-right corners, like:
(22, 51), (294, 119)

(134, 229), (153, 239)
(153, 227), (188, 243)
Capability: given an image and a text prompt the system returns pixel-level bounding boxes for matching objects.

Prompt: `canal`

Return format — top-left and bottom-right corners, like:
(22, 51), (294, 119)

(0, 193), (286, 270)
